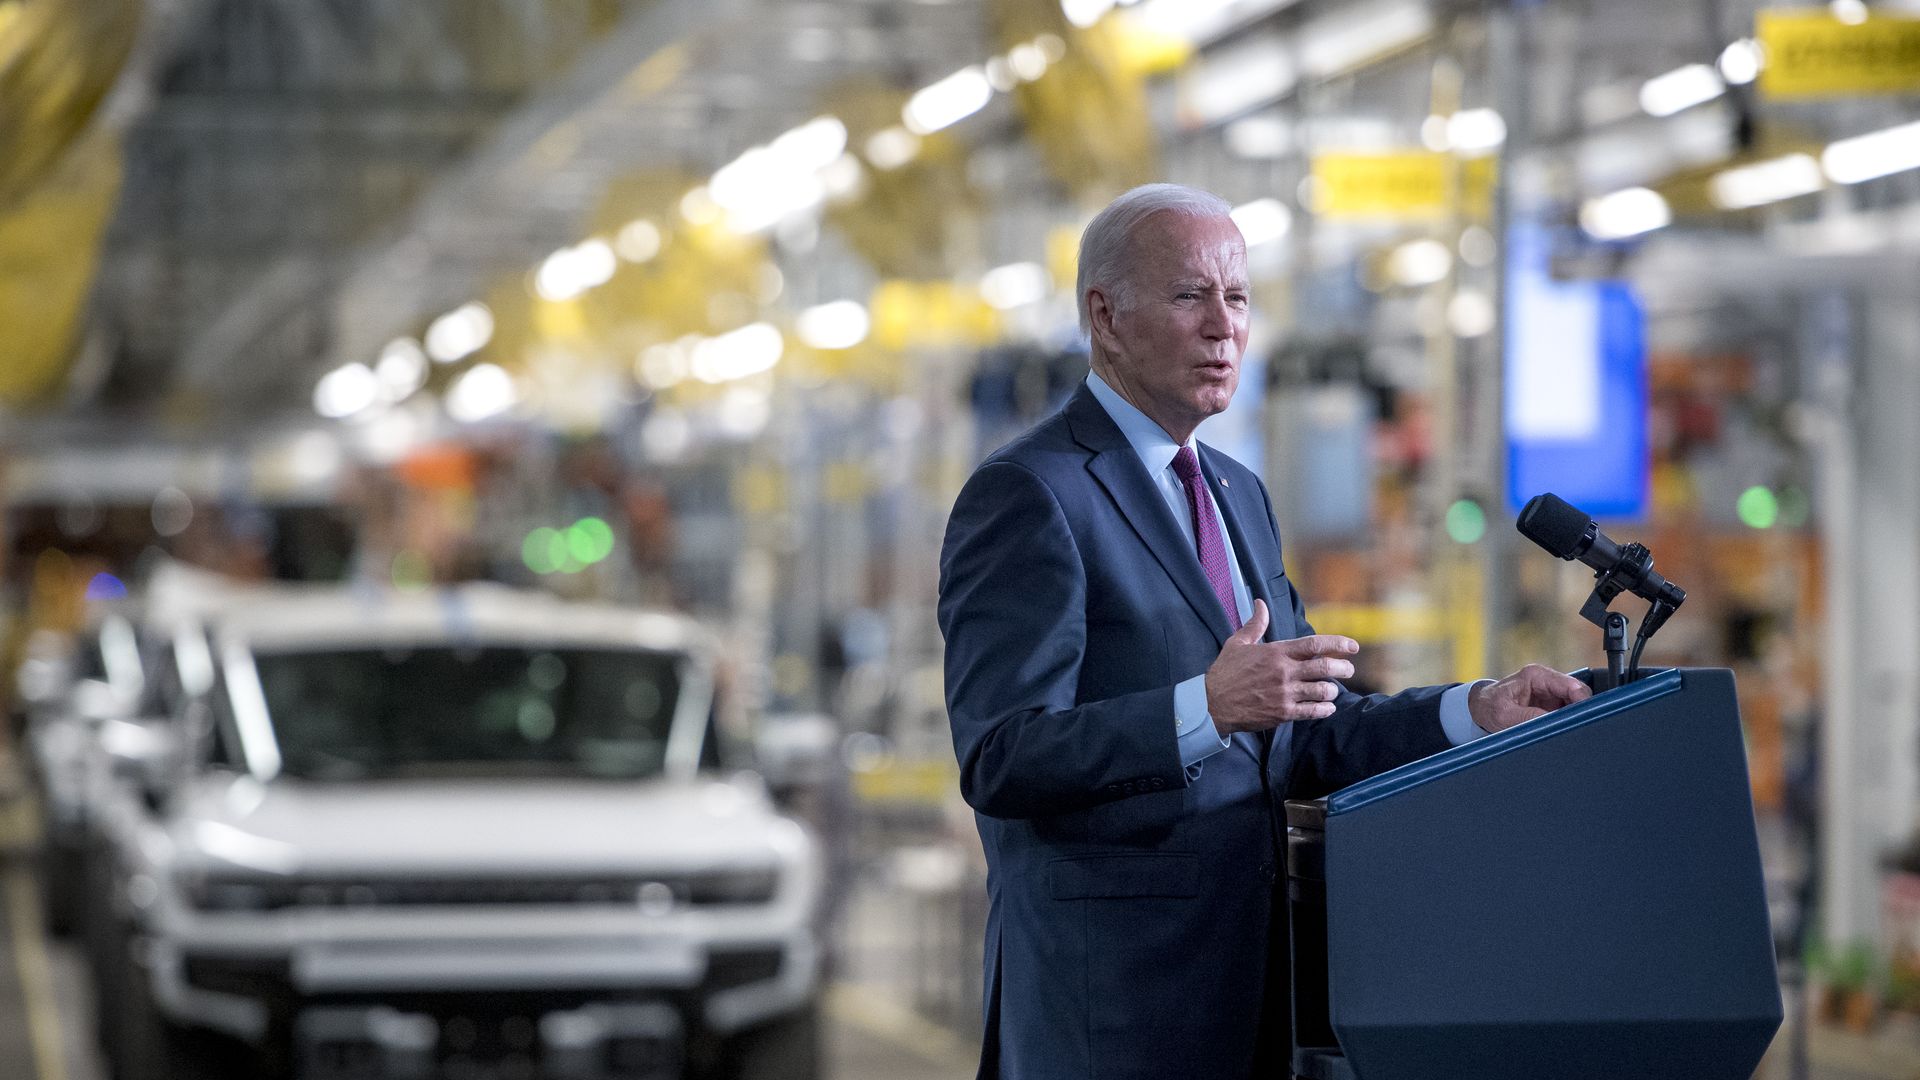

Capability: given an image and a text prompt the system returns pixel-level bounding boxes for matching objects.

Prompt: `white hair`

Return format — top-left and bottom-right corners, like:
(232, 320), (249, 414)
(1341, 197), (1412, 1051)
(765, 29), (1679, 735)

(1076, 183), (1235, 335)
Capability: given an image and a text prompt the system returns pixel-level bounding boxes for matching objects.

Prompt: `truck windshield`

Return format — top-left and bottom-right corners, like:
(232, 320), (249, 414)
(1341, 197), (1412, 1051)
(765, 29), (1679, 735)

(249, 646), (683, 781)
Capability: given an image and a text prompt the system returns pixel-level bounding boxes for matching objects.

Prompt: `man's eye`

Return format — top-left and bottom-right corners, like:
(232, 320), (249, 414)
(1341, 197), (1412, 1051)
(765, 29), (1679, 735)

(1228, 294), (1249, 306)
(1175, 292), (1197, 300)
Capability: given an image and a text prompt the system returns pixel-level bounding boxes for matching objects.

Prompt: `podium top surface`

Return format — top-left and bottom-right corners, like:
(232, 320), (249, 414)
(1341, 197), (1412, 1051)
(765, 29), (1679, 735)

(1326, 666), (1688, 816)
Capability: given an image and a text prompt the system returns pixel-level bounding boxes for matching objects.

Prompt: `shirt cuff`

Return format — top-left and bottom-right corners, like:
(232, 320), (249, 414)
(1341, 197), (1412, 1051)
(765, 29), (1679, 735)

(1175, 673), (1233, 771)
(1441, 679), (1498, 746)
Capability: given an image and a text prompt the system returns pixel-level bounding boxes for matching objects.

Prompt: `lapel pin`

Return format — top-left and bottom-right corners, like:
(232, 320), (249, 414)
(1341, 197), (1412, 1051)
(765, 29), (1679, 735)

(1219, 476), (1229, 488)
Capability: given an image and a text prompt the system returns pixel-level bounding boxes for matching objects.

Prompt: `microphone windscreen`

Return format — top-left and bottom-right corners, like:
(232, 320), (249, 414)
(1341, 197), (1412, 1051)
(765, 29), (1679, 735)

(1517, 493), (1591, 558)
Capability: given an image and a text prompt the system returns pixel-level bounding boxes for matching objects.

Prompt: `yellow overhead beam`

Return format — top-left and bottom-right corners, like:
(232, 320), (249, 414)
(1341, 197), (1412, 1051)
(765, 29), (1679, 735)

(0, 131), (122, 408)
(0, 0), (140, 212)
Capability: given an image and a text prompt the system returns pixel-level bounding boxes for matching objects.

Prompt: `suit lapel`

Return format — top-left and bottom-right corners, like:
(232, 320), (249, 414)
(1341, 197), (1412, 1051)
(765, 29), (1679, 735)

(1067, 387), (1234, 646)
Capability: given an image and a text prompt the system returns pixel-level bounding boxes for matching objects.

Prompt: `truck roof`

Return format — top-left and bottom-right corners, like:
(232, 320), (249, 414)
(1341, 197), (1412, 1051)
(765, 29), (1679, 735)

(203, 583), (713, 656)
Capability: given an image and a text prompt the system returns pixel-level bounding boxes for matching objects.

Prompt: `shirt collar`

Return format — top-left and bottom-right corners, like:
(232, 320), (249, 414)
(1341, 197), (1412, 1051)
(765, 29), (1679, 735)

(1085, 370), (1187, 476)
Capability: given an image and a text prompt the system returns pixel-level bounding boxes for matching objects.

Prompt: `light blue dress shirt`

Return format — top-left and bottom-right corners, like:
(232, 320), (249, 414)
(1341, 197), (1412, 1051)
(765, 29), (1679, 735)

(1082, 371), (1488, 777)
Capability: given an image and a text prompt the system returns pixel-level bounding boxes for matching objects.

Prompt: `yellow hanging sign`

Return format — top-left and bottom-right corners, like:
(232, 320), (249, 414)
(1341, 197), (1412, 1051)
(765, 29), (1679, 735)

(1311, 152), (1496, 221)
(1756, 9), (1920, 99)
(869, 280), (1001, 351)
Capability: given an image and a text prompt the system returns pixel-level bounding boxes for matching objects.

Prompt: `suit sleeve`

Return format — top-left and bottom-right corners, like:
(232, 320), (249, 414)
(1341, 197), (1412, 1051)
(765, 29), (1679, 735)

(938, 460), (1186, 819)
(1250, 480), (1455, 799)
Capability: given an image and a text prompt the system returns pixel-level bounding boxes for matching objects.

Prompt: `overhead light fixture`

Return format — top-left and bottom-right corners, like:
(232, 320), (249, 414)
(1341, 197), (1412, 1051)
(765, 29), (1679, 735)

(1580, 187), (1671, 240)
(375, 337), (428, 401)
(424, 301), (494, 363)
(691, 323), (784, 383)
(796, 300), (871, 350)
(636, 341), (692, 389)
(679, 186), (723, 227)
(1127, 0), (1299, 46)
(1230, 198), (1292, 247)
(1448, 290), (1496, 338)
(1184, 36), (1298, 126)
(1386, 238), (1452, 287)
(979, 262), (1050, 309)
(1822, 119), (1920, 185)
(772, 116), (849, 172)
(1639, 63), (1725, 118)
(985, 57), (1017, 92)
(819, 154), (867, 202)
(1224, 115), (1291, 158)
(535, 240), (617, 302)
(703, 116), (849, 235)
(1447, 108), (1506, 153)
(903, 66), (994, 136)
(716, 384), (773, 440)
(1007, 42), (1049, 82)
(1062, 0), (1116, 29)
(313, 362), (380, 419)
(1709, 153), (1823, 209)
(1717, 39), (1763, 86)
(615, 218), (662, 263)
(445, 363), (518, 423)
(865, 127), (921, 170)
(1299, 0), (1432, 79)
(1831, 0), (1868, 25)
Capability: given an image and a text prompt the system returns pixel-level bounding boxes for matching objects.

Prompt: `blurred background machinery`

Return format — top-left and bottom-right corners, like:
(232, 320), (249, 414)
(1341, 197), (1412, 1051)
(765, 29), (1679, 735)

(4, 0), (1920, 1077)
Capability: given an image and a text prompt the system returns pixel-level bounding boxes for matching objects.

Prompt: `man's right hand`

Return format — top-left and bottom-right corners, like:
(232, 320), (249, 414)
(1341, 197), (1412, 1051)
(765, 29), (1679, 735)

(1204, 599), (1357, 735)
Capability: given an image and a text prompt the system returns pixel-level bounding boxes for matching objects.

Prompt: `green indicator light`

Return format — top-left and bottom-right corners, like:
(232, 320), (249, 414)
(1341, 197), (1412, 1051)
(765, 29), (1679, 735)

(1445, 499), (1487, 544)
(573, 516), (615, 563)
(565, 524), (597, 564)
(1736, 486), (1778, 529)
(1777, 486), (1810, 528)
(523, 528), (563, 574)
(391, 550), (431, 591)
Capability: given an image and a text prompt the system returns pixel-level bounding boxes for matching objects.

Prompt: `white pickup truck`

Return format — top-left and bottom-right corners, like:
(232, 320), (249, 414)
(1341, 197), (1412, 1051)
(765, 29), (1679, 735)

(91, 584), (824, 1080)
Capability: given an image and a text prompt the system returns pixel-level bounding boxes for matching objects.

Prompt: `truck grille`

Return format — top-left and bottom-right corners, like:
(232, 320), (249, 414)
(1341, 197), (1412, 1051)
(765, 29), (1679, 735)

(190, 869), (778, 911)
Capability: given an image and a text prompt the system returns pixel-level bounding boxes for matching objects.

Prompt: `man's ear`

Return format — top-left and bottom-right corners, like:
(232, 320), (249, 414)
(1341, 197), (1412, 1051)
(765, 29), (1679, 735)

(1086, 287), (1118, 351)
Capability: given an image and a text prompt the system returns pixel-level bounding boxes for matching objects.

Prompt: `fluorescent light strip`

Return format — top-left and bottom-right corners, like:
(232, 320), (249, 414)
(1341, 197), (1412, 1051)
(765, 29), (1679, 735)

(1640, 63), (1724, 118)
(904, 67), (993, 136)
(1823, 120), (1920, 185)
(1580, 187), (1671, 241)
(1709, 153), (1823, 210)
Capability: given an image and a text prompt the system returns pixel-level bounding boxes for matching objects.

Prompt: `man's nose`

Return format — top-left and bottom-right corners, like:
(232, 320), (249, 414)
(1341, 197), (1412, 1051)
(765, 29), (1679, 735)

(1200, 294), (1236, 339)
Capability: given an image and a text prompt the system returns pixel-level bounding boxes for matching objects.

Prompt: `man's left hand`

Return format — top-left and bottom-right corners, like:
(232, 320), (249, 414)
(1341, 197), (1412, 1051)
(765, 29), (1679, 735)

(1468, 664), (1592, 733)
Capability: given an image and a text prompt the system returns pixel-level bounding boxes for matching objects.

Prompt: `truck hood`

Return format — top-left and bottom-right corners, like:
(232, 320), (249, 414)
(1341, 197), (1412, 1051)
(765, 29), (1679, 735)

(169, 774), (800, 878)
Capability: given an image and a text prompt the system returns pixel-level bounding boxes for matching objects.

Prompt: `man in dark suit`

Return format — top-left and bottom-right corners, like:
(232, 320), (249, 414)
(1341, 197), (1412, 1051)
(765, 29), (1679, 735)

(937, 183), (1589, 1080)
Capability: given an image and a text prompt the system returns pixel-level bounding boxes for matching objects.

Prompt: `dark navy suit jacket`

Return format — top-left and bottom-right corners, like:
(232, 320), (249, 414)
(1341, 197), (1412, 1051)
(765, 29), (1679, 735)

(938, 382), (1452, 1080)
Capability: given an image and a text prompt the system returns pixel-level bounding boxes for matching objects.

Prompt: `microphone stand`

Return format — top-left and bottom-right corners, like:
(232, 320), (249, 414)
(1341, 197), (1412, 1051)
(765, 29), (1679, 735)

(1600, 613), (1628, 692)
(1578, 542), (1680, 688)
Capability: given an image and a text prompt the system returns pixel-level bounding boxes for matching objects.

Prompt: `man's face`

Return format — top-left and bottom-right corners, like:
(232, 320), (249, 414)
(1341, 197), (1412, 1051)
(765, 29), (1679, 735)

(1091, 211), (1250, 442)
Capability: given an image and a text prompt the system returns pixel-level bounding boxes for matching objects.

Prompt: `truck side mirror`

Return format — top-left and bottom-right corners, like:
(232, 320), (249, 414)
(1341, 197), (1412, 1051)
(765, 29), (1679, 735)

(104, 719), (182, 814)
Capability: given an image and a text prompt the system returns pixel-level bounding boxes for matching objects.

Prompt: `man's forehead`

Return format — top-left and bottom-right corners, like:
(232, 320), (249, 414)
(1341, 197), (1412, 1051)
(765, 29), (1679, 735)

(1131, 213), (1245, 274)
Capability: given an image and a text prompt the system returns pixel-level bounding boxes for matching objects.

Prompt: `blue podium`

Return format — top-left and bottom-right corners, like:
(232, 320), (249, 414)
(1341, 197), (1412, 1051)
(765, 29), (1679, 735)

(1285, 668), (1782, 1080)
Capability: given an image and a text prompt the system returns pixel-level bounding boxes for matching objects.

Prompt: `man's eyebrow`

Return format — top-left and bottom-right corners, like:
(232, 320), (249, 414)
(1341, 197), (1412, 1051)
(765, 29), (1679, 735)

(1168, 278), (1250, 292)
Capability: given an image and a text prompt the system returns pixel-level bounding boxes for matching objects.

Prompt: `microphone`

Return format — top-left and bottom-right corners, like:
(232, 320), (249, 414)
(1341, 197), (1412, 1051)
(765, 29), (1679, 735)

(1517, 493), (1686, 609)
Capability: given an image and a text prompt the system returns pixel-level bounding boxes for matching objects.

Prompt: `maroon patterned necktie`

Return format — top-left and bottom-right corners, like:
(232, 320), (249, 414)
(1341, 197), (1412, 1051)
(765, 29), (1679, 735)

(1171, 446), (1241, 632)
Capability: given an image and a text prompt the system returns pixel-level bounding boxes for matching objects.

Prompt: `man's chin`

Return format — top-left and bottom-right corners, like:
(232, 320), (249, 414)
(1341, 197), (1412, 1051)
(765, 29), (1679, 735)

(1195, 386), (1236, 415)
